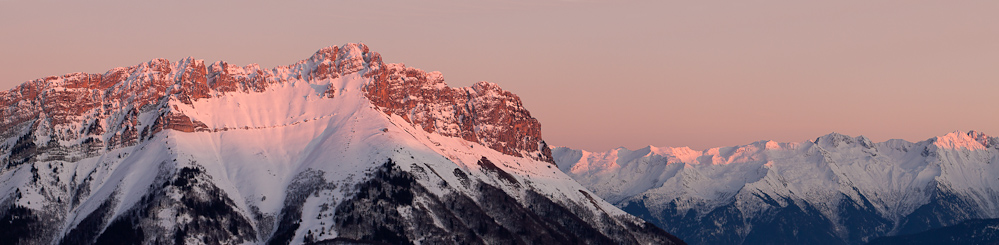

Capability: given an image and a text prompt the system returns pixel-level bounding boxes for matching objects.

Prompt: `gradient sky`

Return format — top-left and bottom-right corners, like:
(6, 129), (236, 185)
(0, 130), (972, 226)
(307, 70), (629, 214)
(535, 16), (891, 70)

(2, 0), (997, 151)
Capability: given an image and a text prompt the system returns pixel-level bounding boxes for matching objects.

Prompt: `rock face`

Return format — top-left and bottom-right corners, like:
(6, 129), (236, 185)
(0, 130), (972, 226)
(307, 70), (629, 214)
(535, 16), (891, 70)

(364, 63), (554, 164)
(556, 131), (999, 245)
(0, 45), (366, 157)
(0, 44), (681, 244)
(0, 43), (550, 167)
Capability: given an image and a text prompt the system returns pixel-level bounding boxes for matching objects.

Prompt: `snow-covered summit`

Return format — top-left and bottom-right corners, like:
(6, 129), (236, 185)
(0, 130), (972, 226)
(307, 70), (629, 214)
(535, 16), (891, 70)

(0, 43), (550, 164)
(932, 130), (991, 150)
(0, 44), (679, 244)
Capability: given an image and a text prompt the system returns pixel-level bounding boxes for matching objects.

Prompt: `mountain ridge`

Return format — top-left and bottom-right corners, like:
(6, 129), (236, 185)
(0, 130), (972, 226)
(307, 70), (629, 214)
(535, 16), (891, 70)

(555, 130), (999, 244)
(0, 43), (681, 244)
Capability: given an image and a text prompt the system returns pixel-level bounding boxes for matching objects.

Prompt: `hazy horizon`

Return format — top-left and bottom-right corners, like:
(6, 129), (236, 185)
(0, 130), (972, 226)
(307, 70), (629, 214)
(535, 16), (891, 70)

(2, 0), (997, 151)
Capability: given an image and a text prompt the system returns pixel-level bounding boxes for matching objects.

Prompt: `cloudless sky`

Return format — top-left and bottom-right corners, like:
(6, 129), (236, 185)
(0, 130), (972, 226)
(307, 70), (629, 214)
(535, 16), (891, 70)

(1, 0), (997, 151)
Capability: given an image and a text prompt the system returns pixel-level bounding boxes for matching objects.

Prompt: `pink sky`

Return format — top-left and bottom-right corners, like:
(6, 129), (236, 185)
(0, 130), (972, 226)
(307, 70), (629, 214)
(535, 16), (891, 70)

(2, 0), (997, 151)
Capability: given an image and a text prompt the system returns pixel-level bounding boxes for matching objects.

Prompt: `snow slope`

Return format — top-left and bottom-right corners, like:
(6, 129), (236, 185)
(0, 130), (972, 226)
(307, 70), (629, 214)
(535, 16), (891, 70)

(555, 131), (999, 245)
(0, 44), (681, 244)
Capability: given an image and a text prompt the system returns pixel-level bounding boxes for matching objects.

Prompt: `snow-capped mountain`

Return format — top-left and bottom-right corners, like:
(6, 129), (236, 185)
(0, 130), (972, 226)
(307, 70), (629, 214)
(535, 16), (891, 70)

(0, 43), (682, 244)
(554, 131), (999, 245)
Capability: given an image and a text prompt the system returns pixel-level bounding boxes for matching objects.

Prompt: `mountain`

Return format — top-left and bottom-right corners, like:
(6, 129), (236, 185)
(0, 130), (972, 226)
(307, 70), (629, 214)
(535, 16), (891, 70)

(0, 43), (683, 245)
(866, 218), (999, 245)
(554, 131), (999, 245)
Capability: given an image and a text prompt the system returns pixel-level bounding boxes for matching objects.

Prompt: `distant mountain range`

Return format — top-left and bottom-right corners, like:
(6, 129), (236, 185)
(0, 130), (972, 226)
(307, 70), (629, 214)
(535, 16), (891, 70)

(555, 131), (999, 244)
(0, 43), (682, 244)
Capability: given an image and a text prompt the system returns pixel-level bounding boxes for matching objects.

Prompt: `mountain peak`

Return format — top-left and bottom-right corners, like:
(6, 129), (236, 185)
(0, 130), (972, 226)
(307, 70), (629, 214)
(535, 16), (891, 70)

(1, 43), (551, 163)
(811, 132), (876, 149)
(0, 44), (680, 244)
(933, 130), (990, 150)
(814, 132), (853, 145)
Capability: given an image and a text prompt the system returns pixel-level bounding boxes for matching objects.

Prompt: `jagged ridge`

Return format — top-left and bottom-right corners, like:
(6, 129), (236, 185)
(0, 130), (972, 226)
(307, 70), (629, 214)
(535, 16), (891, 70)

(556, 131), (999, 245)
(0, 43), (551, 165)
(0, 43), (680, 244)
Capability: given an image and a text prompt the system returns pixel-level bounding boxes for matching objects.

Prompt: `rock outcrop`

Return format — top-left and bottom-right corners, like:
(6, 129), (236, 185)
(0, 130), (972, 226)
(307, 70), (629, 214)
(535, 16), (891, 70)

(364, 63), (554, 164)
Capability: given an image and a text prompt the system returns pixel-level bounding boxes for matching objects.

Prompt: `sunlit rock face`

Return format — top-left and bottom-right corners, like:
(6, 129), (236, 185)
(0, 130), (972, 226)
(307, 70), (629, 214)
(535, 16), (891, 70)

(364, 63), (554, 164)
(557, 131), (999, 245)
(0, 44), (682, 245)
